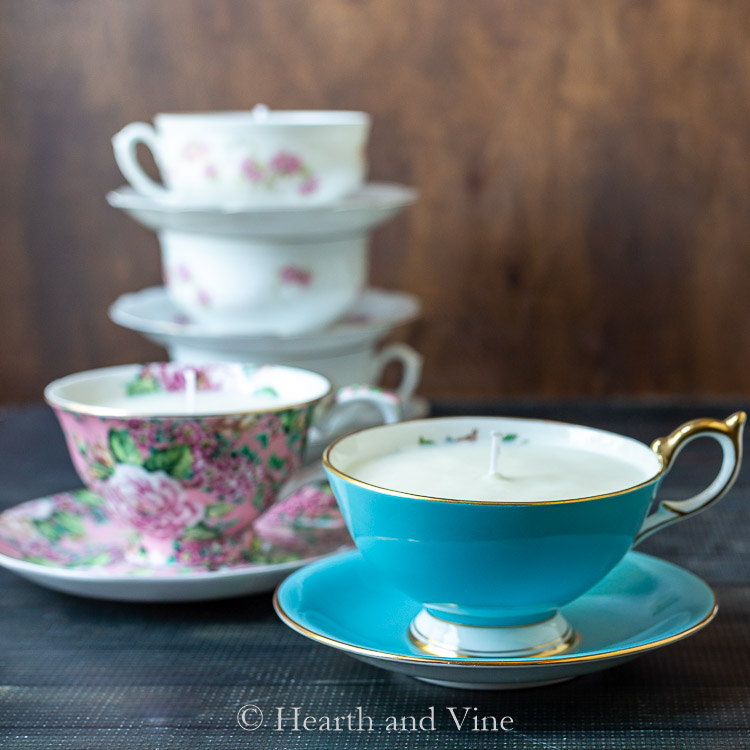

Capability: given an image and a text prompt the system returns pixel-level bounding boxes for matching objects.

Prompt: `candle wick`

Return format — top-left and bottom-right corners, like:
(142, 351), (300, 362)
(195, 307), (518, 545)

(184, 368), (197, 412)
(488, 431), (503, 478)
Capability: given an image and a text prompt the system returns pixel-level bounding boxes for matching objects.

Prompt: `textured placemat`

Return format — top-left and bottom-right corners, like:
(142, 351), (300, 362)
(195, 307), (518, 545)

(1, 402), (748, 749)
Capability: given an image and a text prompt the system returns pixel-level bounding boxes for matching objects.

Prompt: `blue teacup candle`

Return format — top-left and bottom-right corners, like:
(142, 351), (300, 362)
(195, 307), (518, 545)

(323, 414), (745, 659)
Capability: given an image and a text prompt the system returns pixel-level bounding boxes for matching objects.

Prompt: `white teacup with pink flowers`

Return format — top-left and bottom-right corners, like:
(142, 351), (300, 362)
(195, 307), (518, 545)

(45, 363), (400, 567)
(112, 108), (370, 207)
(159, 230), (367, 333)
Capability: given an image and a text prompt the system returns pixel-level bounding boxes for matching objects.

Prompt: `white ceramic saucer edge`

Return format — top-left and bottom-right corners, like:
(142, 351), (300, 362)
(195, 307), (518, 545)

(107, 183), (418, 237)
(109, 286), (421, 347)
(0, 548), (332, 602)
(108, 182), (418, 214)
(273, 550), (718, 690)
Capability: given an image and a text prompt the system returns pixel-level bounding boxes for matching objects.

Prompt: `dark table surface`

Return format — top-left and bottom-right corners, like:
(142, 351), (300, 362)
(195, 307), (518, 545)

(1, 400), (749, 749)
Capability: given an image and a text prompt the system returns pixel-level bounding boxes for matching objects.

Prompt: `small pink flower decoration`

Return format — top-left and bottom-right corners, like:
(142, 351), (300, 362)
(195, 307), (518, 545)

(176, 264), (191, 281)
(342, 313), (370, 324)
(299, 176), (319, 195)
(101, 464), (202, 539)
(241, 158), (265, 183)
(196, 289), (211, 307)
(182, 142), (208, 161)
(270, 151), (302, 175)
(279, 266), (312, 287)
(204, 164), (218, 180)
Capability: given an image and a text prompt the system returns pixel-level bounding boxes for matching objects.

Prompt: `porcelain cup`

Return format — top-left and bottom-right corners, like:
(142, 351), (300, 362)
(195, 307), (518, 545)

(323, 414), (745, 659)
(112, 108), (370, 206)
(159, 230), (367, 333)
(45, 363), (400, 567)
(167, 342), (423, 400)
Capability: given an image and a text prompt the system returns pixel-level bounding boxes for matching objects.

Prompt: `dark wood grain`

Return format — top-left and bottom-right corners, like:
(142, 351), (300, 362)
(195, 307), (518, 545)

(2, 1), (750, 403)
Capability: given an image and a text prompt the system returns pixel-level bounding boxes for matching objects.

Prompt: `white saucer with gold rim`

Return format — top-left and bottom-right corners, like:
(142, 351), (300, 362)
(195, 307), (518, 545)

(274, 549), (717, 689)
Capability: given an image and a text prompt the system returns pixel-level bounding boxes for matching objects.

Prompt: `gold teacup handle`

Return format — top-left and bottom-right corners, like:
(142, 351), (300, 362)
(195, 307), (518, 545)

(634, 412), (746, 545)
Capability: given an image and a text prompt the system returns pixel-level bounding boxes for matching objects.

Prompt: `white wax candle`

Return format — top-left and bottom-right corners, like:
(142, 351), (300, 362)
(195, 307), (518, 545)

(102, 389), (282, 416)
(347, 440), (652, 502)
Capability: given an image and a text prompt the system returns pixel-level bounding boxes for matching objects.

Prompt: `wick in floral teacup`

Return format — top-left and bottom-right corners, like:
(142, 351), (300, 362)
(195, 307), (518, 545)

(184, 368), (197, 413)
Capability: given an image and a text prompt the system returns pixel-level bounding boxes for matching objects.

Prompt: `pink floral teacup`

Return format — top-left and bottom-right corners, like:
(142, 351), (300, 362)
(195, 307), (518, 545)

(45, 363), (400, 567)
(112, 107), (370, 207)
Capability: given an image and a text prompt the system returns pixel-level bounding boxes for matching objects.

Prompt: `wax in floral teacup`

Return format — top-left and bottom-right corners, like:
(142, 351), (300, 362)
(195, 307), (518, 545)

(45, 363), (400, 567)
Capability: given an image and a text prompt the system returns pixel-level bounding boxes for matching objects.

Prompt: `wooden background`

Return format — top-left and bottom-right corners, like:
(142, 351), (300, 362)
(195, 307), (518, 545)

(2, 0), (750, 404)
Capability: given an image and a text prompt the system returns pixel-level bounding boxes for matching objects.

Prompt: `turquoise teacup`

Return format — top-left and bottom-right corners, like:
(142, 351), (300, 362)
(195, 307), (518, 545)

(323, 414), (745, 658)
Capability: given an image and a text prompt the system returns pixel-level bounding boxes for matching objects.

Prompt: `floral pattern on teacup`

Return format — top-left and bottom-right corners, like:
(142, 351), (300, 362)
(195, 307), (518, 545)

(239, 151), (319, 194)
(102, 463), (203, 538)
(170, 142), (321, 195)
(279, 265), (313, 287)
(124, 363), (261, 397)
(52, 397), (316, 566)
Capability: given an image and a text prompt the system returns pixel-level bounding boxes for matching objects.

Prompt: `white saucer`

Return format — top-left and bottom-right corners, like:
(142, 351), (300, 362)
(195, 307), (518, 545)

(107, 183), (418, 238)
(109, 286), (421, 353)
(275, 550), (718, 689)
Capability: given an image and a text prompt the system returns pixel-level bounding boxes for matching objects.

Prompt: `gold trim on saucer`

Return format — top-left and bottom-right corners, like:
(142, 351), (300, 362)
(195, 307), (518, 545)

(272, 586), (718, 668)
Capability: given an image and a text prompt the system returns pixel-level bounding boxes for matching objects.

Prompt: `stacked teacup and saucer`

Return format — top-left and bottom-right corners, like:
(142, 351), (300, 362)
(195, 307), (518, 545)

(0, 108), (419, 603)
(274, 412), (746, 687)
(106, 105), (426, 430)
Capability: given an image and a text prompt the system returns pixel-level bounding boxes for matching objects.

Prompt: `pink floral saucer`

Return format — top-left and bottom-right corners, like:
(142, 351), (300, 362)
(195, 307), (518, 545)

(0, 482), (351, 602)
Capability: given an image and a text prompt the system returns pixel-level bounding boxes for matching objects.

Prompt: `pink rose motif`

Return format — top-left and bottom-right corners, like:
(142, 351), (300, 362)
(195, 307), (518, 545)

(241, 158), (265, 183)
(299, 176), (319, 195)
(279, 266), (312, 287)
(270, 151), (302, 175)
(100, 464), (202, 539)
(140, 363), (187, 392)
(196, 289), (211, 307)
(176, 264), (191, 281)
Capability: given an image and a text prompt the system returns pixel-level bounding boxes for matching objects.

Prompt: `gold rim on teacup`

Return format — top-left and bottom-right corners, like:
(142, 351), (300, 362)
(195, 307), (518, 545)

(44, 363), (333, 419)
(322, 412), (746, 507)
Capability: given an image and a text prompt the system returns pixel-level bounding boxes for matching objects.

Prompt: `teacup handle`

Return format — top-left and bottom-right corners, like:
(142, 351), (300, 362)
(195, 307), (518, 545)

(112, 122), (168, 198)
(371, 343), (423, 399)
(313, 384), (402, 443)
(634, 412), (746, 544)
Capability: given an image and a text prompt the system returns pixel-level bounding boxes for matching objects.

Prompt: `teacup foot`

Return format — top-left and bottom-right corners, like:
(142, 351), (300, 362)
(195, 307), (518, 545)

(408, 609), (579, 659)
